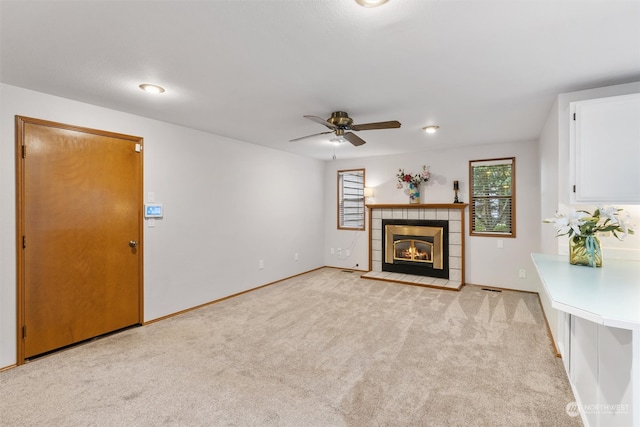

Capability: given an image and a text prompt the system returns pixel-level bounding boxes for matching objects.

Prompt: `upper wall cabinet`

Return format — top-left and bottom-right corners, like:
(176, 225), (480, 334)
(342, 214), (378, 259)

(570, 93), (640, 204)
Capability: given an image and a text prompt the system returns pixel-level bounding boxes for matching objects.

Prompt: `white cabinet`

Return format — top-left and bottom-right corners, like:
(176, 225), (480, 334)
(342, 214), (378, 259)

(570, 93), (640, 204)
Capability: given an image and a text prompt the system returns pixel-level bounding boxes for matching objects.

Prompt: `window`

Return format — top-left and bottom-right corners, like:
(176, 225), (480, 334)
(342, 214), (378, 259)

(338, 169), (365, 230)
(469, 157), (515, 237)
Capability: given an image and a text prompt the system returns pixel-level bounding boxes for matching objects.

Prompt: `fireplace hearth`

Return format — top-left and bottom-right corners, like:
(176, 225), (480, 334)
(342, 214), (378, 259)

(382, 219), (449, 279)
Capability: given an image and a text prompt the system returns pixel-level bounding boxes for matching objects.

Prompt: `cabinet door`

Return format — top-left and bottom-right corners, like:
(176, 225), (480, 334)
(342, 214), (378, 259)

(571, 93), (640, 204)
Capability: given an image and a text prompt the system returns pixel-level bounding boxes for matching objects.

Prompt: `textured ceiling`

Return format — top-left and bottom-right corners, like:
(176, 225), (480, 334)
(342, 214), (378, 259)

(1, 0), (639, 160)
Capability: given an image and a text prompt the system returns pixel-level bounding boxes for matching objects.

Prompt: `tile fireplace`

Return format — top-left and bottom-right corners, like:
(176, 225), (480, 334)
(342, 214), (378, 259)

(364, 204), (468, 290)
(382, 219), (449, 279)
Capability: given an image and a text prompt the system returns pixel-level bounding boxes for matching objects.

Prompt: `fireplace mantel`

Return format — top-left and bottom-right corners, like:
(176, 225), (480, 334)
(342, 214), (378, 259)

(364, 203), (468, 290)
(366, 203), (468, 210)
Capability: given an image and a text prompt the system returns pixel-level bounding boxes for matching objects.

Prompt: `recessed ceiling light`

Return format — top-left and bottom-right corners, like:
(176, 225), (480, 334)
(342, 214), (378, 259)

(139, 83), (165, 94)
(423, 125), (440, 134)
(355, 0), (389, 7)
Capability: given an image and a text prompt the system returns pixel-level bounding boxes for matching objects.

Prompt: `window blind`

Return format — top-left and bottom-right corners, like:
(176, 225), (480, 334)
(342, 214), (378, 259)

(470, 158), (515, 236)
(338, 170), (365, 230)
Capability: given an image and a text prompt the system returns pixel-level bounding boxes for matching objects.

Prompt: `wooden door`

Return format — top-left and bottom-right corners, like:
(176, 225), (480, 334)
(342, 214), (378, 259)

(16, 116), (143, 361)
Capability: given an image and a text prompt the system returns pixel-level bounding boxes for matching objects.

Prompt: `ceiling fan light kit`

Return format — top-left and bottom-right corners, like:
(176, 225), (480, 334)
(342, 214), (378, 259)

(290, 111), (401, 147)
(423, 125), (439, 134)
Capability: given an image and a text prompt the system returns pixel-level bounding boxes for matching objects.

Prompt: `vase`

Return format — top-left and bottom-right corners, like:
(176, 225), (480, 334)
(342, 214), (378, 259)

(569, 235), (602, 267)
(408, 183), (420, 204)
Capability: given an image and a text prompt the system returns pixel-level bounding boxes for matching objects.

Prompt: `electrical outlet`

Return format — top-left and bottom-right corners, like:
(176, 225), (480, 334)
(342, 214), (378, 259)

(345, 249), (351, 256)
(330, 248), (335, 254)
(259, 260), (264, 270)
(337, 248), (342, 255)
(295, 252), (299, 261)
(519, 269), (526, 279)
(497, 239), (504, 249)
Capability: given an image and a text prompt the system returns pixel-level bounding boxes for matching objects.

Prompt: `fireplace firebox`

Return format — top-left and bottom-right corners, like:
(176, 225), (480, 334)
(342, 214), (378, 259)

(382, 219), (449, 279)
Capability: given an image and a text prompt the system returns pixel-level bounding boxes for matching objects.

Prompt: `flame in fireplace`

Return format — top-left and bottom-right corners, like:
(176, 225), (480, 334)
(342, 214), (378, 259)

(383, 223), (445, 271)
(394, 239), (433, 263)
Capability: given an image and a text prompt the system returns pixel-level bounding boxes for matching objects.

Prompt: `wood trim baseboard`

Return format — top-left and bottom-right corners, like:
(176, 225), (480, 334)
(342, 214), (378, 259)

(466, 283), (561, 358)
(0, 363), (18, 372)
(325, 266), (368, 273)
(465, 282), (538, 294)
(143, 266), (325, 326)
(536, 293), (562, 358)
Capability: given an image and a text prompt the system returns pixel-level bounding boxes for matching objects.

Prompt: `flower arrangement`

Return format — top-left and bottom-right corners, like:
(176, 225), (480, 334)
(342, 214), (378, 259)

(544, 205), (634, 240)
(396, 165), (430, 189)
(544, 205), (634, 267)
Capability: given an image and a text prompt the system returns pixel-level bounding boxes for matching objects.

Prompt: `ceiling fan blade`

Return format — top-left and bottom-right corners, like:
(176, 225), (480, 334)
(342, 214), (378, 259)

(304, 115), (337, 129)
(350, 120), (401, 131)
(289, 130), (333, 142)
(343, 132), (367, 146)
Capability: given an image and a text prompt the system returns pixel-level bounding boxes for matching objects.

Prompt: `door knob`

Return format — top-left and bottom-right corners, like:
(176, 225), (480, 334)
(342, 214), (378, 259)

(129, 240), (138, 248)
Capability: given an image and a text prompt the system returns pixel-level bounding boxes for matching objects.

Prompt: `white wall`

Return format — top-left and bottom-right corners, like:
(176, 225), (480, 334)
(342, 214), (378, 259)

(0, 84), (325, 368)
(538, 97), (560, 255)
(324, 140), (541, 292)
(536, 95), (562, 347)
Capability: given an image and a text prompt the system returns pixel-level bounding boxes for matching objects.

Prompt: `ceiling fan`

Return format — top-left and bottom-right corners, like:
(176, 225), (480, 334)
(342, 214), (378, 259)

(290, 111), (401, 146)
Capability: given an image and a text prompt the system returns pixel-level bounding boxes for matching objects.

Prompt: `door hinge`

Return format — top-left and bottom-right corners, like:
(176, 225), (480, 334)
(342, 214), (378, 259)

(573, 113), (576, 121)
(22, 236), (26, 249)
(573, 185), (576, 193)
(22, 145), (26, 158)
(22, 325), (27, 339)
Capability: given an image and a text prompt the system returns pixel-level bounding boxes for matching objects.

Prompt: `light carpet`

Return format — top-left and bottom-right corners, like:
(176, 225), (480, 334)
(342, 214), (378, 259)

(0, 268), (581, 426)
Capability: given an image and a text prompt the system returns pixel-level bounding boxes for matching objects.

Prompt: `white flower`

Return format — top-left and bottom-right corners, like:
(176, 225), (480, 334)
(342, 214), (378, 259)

(547, 208), (588, 236)
(544, 205), (634, 240)
(567, 209), (589, 236)
(544, 214), (570, 235)
(596, 205), (620, 225)
(616, 211), (633, 240)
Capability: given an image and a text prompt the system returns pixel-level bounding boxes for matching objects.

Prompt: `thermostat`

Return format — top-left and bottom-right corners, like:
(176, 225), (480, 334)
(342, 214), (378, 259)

(144, 203), (163, 218)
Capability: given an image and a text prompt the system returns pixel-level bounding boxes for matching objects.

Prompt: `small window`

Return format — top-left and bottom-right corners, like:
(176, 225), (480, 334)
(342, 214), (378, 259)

(338, 169), (365, 230)
(469, 157), (516, 237)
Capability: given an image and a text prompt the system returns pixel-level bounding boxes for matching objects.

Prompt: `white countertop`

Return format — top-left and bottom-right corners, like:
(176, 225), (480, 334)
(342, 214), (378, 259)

(532, 253), (640, 330)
